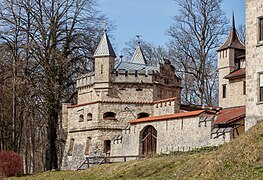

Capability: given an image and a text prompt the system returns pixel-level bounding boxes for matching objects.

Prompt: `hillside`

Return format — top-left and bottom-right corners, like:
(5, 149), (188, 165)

(10, 122), (263, 180)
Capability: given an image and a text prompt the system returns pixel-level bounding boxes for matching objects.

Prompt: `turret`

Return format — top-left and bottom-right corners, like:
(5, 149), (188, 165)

(93, 31), (116, 89)
(217, 14), (245, 108)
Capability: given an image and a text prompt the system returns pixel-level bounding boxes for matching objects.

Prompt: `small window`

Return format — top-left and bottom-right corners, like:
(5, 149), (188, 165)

(222, 84), (226, 98)
(101, 65), (103, 74)
(87, 113), (92, 121)
(104, 140), (111, 155)
(259, 74), (263, 101)
(137, 112), (150, 119)
(85, 137), (91, 155)
(79, 114), (84, 122)
(103, 112), (116, 120)
(135, 70), (138, 77)
(68, 138), (75, 156)
(260, 18), (263, 41)
(243, 81), (246, 95)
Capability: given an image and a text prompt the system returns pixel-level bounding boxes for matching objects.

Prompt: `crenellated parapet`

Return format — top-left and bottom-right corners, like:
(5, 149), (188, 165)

(153, 97), (180, 116)
(113, 69), (156, 84)
(76, 72), (95, 88)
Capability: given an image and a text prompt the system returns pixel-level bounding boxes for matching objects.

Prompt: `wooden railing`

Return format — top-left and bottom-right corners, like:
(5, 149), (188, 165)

(77, 155), (145, 170)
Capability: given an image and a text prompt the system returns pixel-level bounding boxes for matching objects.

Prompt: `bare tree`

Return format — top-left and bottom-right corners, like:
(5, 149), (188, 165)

(168, 0), (228, 106)
(122, 37), (167, 64)
(0, 0), (108, 172)
(237, 23), (246, 44)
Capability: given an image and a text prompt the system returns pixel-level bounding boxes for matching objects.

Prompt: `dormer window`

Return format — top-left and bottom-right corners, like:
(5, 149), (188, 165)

(103, 112), (117, 120)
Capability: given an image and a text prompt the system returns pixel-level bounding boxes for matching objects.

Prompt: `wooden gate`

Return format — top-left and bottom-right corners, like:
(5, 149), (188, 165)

(142, 126), (157, 156)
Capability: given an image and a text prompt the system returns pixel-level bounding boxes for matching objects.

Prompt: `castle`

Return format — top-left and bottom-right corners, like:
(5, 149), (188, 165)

(61, 0), (263, 170)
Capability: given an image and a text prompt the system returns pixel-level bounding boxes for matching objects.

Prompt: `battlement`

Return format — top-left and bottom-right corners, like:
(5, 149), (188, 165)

(153, 97), (180, 116)
(76, 72), (95, 88)
(113, 69), (156, 84)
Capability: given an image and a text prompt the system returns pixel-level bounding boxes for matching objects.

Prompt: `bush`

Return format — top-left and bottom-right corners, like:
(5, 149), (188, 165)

(0, 151), (23, 178)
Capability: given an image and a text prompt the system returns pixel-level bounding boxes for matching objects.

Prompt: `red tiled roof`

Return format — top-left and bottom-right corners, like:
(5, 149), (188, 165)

(129, 110), (205, 124)
(214, 106), (245, 125)
(224, 68), (245, 79)
(153, 97), (176, 104)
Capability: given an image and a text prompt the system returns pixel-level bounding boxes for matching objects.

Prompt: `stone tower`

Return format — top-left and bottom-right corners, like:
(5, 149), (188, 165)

(217, 14), (245, 108)
(93, 31), (116, 93)
(245, 0), (263, 130)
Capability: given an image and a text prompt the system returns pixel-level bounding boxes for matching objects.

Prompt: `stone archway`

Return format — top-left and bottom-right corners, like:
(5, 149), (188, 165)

(141, 125), (157, 156)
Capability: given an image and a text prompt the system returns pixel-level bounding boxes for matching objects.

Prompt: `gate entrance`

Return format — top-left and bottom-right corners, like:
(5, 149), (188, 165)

(141, 126), (157, 156)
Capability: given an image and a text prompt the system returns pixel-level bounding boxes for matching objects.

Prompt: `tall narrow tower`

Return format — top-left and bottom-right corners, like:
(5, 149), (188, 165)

(217, 14), (245, 108)
(93, 31), (116, 91)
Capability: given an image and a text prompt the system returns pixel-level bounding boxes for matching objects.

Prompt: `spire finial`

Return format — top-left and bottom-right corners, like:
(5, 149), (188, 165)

(232, 11), (235, 29)
(104, 19), (107, 32)
(136, 34), (141, 45)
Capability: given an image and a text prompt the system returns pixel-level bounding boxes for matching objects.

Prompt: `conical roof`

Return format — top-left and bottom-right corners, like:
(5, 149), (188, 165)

(93, 32), (116, 58)
(217, 14), (245, 51)
(131, 43), (147, 64)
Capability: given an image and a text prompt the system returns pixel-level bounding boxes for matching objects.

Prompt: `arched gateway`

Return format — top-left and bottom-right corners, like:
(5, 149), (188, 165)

(141, 125), (157, 156)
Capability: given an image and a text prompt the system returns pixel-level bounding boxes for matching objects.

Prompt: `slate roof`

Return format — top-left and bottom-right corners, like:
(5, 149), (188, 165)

(114, 61), (157, 71)
(217, 14), (245, 51)
(93, 32), (116, 58)
(224, 68), (245, 79)
(129, 110), (205, 124)
(130, 44), (147, 64)
(214, 106), (245, 125)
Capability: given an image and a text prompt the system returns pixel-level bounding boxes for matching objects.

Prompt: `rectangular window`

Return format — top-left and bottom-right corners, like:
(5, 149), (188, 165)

(243, 81), (246, 95)
(260, 74), (263, 101)
(260, 18), (263, 41)
(222, 84), (226, 98)
(85, 137), (91, 155)
(104, 140), (111, 155)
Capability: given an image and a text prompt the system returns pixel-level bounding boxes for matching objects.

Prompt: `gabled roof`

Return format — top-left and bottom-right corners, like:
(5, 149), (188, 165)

(129, 110), (205, 124)
(217, 14), (245, 51)
(93, 32), (116, 58)
(224, 68), (245, 79)
(214, 106), (245, 125)
(130, 43), (147, 64)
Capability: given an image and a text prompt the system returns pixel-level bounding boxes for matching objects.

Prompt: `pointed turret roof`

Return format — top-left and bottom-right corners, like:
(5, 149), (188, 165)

(130, 42), (147, 64)
(217, 13), (245, 51)
(93, 31), (116, 58)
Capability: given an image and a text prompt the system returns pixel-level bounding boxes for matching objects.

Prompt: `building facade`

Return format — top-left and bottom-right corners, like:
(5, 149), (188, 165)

(245, 0), (263, 130)
(62, 9), (261, 169)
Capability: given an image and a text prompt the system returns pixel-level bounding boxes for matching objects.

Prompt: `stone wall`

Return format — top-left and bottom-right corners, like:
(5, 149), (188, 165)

(245, 0), (263, 130)
(111, 113), (230, 156)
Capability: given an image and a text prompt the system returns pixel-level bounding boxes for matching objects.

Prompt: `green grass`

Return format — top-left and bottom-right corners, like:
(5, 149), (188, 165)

(9, 121), (263, 180)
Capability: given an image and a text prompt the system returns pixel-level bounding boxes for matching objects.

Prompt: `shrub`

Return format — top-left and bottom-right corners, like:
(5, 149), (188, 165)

(0, 151), (23, 178)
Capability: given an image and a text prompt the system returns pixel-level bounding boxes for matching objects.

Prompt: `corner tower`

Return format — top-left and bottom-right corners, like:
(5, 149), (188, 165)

(93, 31), (116, 90)
(217, 14), (245, 108)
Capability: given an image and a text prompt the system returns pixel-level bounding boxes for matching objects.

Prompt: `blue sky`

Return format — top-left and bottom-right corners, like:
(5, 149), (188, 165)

(97, 0), (245, 55)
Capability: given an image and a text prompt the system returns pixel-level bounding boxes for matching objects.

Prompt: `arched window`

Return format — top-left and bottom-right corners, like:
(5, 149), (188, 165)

(103, 112), (116, 120)
(79, 114), (84, 122)
(87, 113), (92, 121)
(137, 112), (150, 119)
